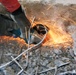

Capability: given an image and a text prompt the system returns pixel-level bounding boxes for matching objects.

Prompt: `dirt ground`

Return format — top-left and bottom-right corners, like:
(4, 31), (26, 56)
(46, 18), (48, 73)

(0, 3), (76, 75)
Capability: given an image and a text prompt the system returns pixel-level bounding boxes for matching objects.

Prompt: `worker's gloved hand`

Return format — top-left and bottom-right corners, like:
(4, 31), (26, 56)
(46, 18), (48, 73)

(11, 6), (31, 41)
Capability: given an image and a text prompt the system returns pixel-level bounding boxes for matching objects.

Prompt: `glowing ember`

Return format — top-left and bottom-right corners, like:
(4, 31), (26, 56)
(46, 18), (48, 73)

(0, 36), (27, 47)
(42, 25), (73, 48)
(32, 20), (73, 48)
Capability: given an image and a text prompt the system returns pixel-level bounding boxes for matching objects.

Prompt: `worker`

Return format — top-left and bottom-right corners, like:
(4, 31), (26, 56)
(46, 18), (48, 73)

(0, 0), (31, 41)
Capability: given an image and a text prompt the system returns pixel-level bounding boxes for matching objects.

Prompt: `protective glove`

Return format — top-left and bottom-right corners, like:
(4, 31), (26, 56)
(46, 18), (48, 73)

(11, 6), (31, 41)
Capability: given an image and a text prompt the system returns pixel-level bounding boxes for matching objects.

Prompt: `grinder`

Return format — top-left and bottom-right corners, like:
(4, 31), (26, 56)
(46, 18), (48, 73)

(29, 24), (48, 44)
(31, 24), (48, 34)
